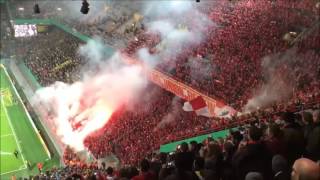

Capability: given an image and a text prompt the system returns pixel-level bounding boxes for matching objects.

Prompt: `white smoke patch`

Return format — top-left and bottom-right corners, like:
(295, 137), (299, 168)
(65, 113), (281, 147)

(148, 19), (203, 54)
(188, 56), (213, 82)
(32, 40), (148, 151)
(244, 77), (293, 112)
(135, 1), (216, 72)
(137, 48), (159, 67)
(78, 37), (106, 64)
(244, 49), (300, 112)
(154, 96), (181, 130)
(136, 18), (207, 69)
(143, 1), (193, 17)
(147, 20), (173, 35)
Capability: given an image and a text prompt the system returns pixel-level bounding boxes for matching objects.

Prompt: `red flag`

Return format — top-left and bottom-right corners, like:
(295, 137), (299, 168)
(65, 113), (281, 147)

(183, 96), (213, 117)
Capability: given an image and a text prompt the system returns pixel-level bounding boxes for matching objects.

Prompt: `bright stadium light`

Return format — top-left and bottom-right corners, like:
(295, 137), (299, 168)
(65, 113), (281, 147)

(57, 7), (62, 11)
(18, 7), (24, 11)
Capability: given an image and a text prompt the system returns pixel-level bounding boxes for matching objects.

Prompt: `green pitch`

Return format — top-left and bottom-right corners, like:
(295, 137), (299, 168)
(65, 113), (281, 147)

(0, 65), (54, 179)
(1, 91), (26, 175)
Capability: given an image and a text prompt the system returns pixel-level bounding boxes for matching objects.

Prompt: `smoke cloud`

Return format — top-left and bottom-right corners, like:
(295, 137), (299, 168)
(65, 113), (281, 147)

(137, 1), (217, 129)
(154, 96), (181, 130)
(143, 1), (192, 16)
(32, 40), (147, 151)
(137, 1), (215, 70)
(188, 56), (214, 83)
(244, 48), (303, 112)
(26, 1), (225, 152)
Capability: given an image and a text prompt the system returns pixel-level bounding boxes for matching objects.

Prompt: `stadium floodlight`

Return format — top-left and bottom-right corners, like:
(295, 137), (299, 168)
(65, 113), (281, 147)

(57, 7), (62, 11)
(18, 7), (24, 11)
(80, 0), (89, 14)
(34, 4), (40, 14)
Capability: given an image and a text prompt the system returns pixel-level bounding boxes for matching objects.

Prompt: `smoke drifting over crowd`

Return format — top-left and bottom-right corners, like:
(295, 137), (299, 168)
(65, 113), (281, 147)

(27, 0), (316, 151)
(28, 0), (224, 151)
(155, 96), (181, 130)
(29, 1), (217, 150)
(33, 40), (147, 151)
(137, 2), (214, 70)
(244, 48), (312, 112)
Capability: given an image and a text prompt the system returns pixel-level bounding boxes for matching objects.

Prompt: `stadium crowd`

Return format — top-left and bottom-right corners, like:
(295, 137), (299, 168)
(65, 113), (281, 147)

(0, 3), (14, 58)
(9, 0), (320, 109)
(27, 109), (320, 180)
(123, 0), (320, 110)
(14, 28), (86, 86)
(4, 0), (320, 179)
(82, 81), (320, 165)
(9, 0), (144, 48)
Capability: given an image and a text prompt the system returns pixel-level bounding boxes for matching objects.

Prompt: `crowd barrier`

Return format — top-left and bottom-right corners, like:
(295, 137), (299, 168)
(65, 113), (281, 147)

(160, 128), (238, 153)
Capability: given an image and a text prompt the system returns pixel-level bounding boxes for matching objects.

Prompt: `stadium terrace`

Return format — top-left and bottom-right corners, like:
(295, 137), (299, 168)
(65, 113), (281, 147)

(0, 0), (319, 180)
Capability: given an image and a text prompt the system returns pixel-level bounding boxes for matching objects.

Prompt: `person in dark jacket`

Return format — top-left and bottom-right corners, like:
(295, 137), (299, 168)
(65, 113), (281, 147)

(193, 156), (217, 180)
(305, 111), (320, 161)
(178, 142), (195, 171)
(232, 126), (272, 180)
(165, 153), (199, 180)
(132, 159), (156, 180)
(281, 112), (305, 166)
(272, 155), (290, 180)
(204, 143), (223, 179)
(265, 124), (287, 156)
(302, 112), (314, 140)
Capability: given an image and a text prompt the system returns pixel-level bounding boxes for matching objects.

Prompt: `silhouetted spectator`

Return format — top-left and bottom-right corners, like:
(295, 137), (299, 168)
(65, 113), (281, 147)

(132, 159), (156, 180)
(282, 112), (305, 166)
(272, 155), (290, 180)
(305, 111), (320, 161)
(233, 126), (272, 180)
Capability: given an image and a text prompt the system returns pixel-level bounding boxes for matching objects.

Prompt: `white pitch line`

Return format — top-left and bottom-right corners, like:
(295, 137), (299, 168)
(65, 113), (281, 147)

(0, 133), (13, 138)
(0, 167), (27, 176)
(1, 65), (51, 159)
(0, 151), (13, 155)
(0, 97), (27, 169)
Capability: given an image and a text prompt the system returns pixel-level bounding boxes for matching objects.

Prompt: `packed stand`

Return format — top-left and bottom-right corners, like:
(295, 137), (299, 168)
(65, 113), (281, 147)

(27, 110), (320, 180)
(123, 0), (320, 110)
(9, 0), (145, 48)
(14, 28), (86, 86)
(0, 3), (14, 58)
(9, 0), (319, 110)
(83, 81), (320, 165)
(84, 84), (214, 165)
